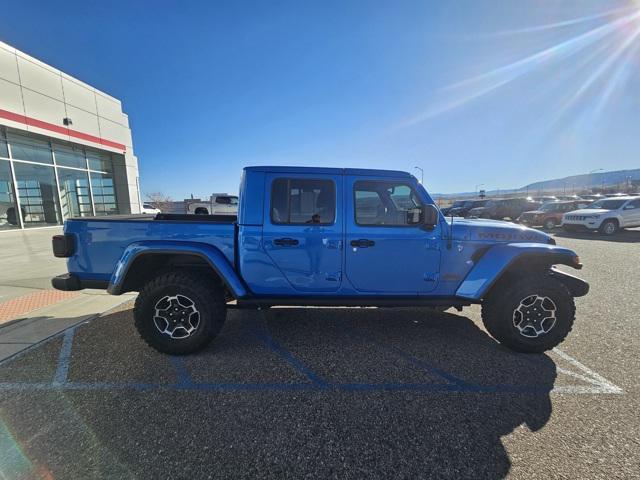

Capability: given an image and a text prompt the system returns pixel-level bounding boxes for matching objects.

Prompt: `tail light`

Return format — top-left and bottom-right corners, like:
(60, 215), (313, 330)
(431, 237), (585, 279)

(52, 234), (75, 258)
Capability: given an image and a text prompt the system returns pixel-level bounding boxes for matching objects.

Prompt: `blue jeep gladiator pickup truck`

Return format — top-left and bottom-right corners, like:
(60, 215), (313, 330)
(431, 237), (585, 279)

(51, 166), (588, 355)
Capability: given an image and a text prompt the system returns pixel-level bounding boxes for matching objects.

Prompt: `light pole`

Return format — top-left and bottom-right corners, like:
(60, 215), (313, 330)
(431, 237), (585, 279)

(589, 168), (603, 193)
(414, 166), (424, 184)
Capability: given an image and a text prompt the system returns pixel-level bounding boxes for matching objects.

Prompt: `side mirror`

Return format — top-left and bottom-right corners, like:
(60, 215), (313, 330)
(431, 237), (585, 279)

(422, 204), (439, 229)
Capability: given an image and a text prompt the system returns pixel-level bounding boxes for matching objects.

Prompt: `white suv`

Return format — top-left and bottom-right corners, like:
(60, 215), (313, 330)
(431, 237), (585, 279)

(562, 196), (640, 235)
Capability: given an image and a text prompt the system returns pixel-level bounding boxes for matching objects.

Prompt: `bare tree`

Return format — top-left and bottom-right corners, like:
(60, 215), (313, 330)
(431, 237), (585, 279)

(145, 192), (174, 213)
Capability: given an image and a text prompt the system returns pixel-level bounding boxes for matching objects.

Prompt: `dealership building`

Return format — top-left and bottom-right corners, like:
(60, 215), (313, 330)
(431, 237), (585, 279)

(0, 41), (140, 230)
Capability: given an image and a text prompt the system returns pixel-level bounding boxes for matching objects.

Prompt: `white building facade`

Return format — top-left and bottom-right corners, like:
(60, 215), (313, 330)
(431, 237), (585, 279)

(0, 40), (140, 230)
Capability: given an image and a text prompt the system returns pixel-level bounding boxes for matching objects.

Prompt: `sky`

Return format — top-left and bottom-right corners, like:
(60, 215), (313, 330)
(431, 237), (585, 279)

(1, 0), (639, 198)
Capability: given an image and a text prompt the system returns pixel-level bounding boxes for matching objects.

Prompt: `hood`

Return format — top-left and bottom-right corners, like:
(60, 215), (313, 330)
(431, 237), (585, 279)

(446, 217), (553, 244)
(566, 208), (610, 216)
(519, 210), (545, 217)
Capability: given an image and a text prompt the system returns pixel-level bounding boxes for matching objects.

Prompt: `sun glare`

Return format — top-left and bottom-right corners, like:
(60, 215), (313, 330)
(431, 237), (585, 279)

(401, 3), (640, 128)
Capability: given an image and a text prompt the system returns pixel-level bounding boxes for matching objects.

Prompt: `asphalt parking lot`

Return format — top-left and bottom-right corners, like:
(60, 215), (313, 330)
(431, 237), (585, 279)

(0, 229), (638, 479)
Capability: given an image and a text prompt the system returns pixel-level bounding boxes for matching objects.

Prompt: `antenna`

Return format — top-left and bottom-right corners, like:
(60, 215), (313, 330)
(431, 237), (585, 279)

(447, 211), (453, 250)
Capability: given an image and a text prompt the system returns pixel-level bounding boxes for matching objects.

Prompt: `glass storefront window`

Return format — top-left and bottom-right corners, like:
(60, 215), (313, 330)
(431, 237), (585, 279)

(58, 168), (92, 218)
(0, 128), (130, 226)
(90, 172), (119, 215)
(7, 132), (53, 165)
(0, 160), (20, 229)
(54, 143), (86, 169)
(14, 162), (61, 227)
(87, 150), (113, 173)
(0, 130), (8, 158)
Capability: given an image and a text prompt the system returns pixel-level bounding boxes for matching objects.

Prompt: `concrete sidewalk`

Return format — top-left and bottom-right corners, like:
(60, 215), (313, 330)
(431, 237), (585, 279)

(0, 227), (136, 362)
(0, 291), (136, 361)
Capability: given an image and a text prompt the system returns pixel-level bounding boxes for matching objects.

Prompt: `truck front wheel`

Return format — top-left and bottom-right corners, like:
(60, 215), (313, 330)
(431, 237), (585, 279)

(134, 272), (226, 354)
(481, 276), (575, 353)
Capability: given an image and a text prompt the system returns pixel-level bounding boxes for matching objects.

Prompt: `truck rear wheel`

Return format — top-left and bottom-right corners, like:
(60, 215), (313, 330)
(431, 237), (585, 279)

(134, 271), (226, 355)
(481, 276), (575, 353)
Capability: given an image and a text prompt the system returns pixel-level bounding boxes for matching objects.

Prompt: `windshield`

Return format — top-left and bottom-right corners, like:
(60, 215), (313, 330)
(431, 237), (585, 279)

(587, 199), (626, 210)
(539, 203), (558, 212)
(216, 196), (239, 205)
(451, 201), (466, 208)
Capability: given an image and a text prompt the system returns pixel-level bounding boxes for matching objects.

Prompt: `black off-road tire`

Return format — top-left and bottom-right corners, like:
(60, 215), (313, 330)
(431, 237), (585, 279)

(599, 219), (618, 236)
(481, 275), (575, 353)
(134, 271), (226, 354)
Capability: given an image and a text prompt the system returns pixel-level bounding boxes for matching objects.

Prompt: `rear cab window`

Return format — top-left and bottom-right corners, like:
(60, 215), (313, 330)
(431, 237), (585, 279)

(270, 178), (336, 225)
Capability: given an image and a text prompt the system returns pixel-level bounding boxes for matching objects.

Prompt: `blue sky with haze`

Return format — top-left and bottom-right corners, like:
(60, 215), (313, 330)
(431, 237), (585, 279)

(2, 0), (639, 198)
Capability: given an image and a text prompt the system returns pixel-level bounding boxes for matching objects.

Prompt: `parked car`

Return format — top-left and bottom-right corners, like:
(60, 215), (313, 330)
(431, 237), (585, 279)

(187, 194), (238, 215)
(562, 196), (640, 235)
(443, 199), (488, 217)
(51, 166), (588, 356)
(468, 198), (540, 221)
(528, 196), (557, 203)
(517, 200), (591, 230)
(556, 195), (583, 201)
(440, 200), (466, 216)
(580, 194), (605, 201)
(604, 193), (628, 198)
(141, 204), (161, 215)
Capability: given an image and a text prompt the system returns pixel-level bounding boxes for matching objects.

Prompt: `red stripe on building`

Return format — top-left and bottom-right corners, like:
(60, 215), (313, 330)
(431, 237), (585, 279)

(0, 107), (126, 152)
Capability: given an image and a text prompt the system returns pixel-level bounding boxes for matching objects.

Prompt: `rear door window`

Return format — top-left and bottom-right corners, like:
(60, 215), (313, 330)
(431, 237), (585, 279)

(270, 178), (335, 225)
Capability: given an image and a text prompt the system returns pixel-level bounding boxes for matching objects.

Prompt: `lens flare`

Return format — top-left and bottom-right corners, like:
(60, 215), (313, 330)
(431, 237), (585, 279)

(399, 5), (640, 128)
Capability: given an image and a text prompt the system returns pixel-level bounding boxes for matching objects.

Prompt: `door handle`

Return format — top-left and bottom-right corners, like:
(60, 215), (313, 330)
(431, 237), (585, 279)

(350, 239), (375, 248)
(273, 237), (299, 246)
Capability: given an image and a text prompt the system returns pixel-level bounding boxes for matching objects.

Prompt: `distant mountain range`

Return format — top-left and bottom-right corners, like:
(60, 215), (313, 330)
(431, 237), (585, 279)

(434, 169), (640, 198)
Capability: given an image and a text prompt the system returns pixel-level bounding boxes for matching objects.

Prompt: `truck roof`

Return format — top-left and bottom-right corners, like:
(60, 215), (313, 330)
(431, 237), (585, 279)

(244, 166), (413, 178)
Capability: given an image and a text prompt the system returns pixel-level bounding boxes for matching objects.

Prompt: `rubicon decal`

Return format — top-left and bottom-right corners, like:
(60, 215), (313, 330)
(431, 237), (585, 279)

(476, 232), (542, 241)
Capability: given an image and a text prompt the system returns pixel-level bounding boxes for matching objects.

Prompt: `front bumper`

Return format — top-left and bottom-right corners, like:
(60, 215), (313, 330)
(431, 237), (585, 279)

(562, 224), (595, 232)
(52, 274), (109, 291)
(548, 267), (589, 297)
(562, 217), (603, 230)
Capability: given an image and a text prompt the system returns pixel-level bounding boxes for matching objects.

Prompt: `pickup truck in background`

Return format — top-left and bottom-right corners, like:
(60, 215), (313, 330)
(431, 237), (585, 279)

(468, 198), (541, 221)
(187, 193), (238, 215)
(441, 199), (488, 218)
(52, 166), (588, 355)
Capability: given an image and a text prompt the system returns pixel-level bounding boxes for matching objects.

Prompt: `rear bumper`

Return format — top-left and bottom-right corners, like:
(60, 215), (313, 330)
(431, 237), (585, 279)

(51, 274), (109, 291)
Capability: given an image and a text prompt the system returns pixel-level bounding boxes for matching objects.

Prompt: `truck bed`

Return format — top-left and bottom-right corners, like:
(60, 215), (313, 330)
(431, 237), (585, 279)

(64, 214), (236, 284)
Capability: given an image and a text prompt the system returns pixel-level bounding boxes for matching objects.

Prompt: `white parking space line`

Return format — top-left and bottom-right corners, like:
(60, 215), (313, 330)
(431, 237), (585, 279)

(551, 348), (623, 394)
